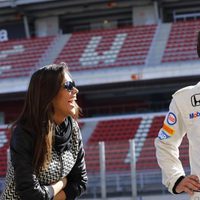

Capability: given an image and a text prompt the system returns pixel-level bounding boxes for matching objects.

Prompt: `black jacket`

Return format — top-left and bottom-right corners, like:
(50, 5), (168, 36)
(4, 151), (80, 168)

(0, 120), (87, 200)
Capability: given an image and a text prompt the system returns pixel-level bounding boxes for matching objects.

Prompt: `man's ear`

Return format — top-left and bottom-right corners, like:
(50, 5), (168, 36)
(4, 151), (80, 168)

(197, 31), (200, 58)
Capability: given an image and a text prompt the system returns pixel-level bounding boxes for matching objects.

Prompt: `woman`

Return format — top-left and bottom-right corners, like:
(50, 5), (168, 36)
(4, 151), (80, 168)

(0, 63), (87, 200)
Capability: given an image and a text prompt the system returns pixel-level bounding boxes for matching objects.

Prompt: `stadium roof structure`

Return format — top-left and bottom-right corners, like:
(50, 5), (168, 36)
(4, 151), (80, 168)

(0, 0), (200, 25)
(0, 0), (152, 24)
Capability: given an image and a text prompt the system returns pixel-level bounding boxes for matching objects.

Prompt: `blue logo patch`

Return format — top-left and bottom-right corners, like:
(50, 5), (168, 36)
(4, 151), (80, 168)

(167, 112), (177, 125)
(189, 111), (200, 119)
(158, 130), (170, 140)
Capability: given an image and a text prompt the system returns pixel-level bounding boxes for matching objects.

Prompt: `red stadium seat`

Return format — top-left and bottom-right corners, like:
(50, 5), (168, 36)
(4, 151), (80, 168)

(0, 36), (55, 78)
(0, 128), (10, 177)
(162, 19), (200, 63)
(84, 117), (142, 173)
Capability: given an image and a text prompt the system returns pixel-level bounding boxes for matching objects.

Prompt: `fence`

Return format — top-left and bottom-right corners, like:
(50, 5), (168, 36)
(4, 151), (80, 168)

(82, 136), (190, 199)
(81, 139), (172, 199)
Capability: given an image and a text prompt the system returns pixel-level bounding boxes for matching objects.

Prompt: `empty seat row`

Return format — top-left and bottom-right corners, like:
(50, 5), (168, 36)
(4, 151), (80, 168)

(0, 36), (55, 79)
(162, 19), (200, 63)
(56, 24), (156, 71)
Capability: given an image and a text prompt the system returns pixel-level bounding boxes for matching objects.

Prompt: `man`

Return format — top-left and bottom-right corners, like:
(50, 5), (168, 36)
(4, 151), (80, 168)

(155, 32), (200, 200)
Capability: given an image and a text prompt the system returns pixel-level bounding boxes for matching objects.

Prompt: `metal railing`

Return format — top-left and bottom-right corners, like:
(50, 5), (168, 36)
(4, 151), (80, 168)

(82, 138), (190, 199)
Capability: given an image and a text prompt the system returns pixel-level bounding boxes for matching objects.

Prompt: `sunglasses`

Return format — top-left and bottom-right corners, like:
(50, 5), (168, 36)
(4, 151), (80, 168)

(63, 81), (76, 91)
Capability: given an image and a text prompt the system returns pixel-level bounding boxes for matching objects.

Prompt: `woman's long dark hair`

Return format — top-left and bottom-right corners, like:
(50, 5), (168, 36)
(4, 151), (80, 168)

(11, 63), (80, 173)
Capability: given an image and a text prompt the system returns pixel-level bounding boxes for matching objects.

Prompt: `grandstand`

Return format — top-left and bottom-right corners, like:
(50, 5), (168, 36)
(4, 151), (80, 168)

(0, 0), (199, 199)
(0, 36), (55, 78)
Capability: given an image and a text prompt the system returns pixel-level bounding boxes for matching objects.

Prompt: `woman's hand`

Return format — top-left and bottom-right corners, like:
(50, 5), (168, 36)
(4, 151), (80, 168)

(53, 177), (67, 200)
(50, 177), (67, 198)
(54, 190), (66, 200)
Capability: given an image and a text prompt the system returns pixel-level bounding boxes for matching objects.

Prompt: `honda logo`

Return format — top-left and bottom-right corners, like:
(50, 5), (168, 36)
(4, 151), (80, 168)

(191, 93), (200, 107)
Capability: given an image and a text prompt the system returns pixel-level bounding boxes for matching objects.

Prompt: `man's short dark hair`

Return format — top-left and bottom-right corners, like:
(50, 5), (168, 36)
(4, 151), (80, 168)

(197, 31), (200, 58)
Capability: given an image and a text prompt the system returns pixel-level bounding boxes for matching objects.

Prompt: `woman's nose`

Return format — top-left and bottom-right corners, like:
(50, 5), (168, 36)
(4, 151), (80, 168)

(73, 87), (79, 94)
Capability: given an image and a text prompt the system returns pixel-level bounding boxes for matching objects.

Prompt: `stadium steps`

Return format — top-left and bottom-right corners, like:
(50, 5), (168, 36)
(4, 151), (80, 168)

(146, 22), (171, 66)
(136, 115), (164, 170)
(125, 116), (153, 164)
(35, 34), (71, 69)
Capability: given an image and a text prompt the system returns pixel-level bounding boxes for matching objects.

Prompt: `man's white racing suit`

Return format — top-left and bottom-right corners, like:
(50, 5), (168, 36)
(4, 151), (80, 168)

(155, 82), (200, 200)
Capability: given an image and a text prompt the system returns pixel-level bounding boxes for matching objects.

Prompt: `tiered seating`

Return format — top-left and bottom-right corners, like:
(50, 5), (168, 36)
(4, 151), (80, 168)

(162, 20), (200, 63)
(0, 36), (55, 78)
(137, 115), (164, 170)
(55, 25), (156, 71)
(0, 127), (10, 177)
(137, 115), (189, 170)
(179, 135), (189, 168)
(85, 118), (142, 173)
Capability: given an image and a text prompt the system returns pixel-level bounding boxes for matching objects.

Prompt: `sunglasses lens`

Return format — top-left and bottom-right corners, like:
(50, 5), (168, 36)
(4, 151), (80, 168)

(64, 81), (75, 91)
